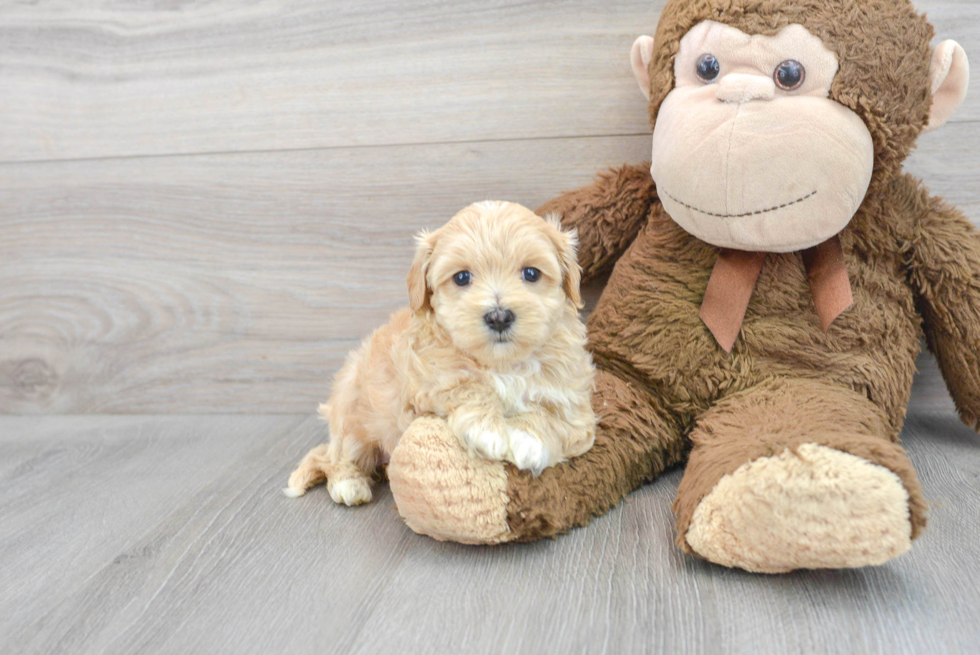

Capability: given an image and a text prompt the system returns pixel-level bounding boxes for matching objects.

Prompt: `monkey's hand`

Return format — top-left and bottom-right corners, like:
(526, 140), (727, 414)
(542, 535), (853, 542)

(536, 163), (656, 283)
(907, 192), (980, 433)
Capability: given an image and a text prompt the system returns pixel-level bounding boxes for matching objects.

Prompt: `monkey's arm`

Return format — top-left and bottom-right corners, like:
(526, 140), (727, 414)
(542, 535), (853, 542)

(906, 194), (980, 431)
(536, 163), (655, 283)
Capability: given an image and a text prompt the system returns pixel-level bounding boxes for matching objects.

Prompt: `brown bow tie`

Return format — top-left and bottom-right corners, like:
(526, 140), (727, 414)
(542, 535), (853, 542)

(699, 235), (853, 352)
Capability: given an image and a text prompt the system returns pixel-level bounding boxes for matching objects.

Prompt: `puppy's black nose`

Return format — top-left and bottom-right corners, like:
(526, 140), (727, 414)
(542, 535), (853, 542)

(484, 307), (515, 333)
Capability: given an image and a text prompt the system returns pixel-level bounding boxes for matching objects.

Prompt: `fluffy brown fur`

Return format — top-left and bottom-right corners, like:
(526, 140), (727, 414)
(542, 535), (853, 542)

(286, 201), (596, 504)
(386, 0), (980, 570)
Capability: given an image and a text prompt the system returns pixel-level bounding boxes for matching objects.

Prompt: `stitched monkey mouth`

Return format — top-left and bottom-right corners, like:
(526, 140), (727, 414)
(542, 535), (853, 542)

(661, 189), (818, 219)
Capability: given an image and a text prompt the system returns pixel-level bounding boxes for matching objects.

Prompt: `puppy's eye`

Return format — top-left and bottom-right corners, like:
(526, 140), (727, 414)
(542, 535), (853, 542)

(696, 54), (720, 83)
(452, 271), (471, 287)
(521, 267), (541, 283)
(774, 59), (805, 91)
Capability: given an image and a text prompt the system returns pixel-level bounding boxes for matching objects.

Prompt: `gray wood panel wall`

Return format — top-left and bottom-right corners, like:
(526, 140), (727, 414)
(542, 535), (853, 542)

(2, 0), (978, 414)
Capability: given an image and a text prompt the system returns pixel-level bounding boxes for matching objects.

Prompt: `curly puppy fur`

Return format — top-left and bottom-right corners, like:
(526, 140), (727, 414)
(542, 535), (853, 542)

(286, 201), (596, 504)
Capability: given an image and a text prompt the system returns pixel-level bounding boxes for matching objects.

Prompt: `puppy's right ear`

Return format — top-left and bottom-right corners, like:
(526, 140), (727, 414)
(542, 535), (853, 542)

(543, 213), (584, 309)
(407, 230), (435, 313)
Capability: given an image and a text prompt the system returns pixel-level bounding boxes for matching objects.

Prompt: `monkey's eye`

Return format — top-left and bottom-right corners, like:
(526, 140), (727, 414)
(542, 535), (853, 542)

(774, 60), (805, 91)
(521, 267), (541, 283)
(453, 271), (471, 287)
(696, 54), (721, 83)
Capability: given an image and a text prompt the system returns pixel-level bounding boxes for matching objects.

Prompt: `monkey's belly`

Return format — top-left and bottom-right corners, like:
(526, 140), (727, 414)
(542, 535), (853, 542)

(587, 233), (922, 433)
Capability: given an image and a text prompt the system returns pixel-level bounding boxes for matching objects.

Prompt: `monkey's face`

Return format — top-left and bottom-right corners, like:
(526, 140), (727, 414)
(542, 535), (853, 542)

(648, 21), (874, 253)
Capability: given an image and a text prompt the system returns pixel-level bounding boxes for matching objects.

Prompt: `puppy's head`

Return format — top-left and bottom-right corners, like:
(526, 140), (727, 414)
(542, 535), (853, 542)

(407, 201), (582, 364)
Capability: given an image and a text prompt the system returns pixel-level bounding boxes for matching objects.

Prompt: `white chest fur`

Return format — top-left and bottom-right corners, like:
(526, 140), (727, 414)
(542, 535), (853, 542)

(488, 359), (578, 417)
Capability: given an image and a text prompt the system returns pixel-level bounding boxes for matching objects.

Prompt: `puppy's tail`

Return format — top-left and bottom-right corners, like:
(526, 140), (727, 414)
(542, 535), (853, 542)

(283, 443), (331, 497)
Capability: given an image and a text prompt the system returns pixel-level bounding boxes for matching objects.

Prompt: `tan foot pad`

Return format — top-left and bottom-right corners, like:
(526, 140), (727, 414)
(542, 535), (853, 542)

(388, 417), (513, 545)
(686, 443), (913, 573)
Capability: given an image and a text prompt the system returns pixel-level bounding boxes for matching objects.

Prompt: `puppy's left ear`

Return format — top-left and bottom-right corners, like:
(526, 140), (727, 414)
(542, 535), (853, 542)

(407, 230), (436, 313)
(543, 213), (583, 309)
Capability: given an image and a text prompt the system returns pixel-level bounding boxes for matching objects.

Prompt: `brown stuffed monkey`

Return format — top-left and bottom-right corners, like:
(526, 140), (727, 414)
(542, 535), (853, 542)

(386, 0), (978, 573)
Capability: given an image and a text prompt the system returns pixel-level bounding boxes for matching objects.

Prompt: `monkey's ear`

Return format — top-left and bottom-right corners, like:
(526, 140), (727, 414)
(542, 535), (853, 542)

(407, 230), (436, 313)
(543, 213), (583, 309)
(924, 40), (970, 134)
(631, 35), (656, 101)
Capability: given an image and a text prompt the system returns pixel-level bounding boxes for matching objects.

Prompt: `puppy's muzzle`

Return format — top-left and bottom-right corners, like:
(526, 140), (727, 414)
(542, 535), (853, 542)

(484, 307), (516, 333)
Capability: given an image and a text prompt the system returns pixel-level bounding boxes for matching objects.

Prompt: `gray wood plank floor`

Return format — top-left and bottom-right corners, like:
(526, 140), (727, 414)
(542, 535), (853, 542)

(1, 412), (978, 655)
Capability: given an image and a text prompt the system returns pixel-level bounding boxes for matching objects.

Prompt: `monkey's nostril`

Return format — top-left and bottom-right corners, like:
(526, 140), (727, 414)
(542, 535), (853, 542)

(484, 307), (516, 333)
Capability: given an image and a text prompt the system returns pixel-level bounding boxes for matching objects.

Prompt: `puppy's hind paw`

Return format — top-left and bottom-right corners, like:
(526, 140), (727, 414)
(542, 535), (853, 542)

(328, 477), (373, 506)
(282, 486), (305, 498)
(509, 430), (551, 477)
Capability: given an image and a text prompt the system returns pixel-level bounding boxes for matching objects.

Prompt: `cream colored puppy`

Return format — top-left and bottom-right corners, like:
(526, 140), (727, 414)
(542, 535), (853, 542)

(285, 201), (596, 506)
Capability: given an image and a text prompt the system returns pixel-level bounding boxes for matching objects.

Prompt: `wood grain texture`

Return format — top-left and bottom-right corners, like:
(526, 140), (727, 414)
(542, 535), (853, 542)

(0, 135), (650, 414)
(0, 0), (978, 416)
(1, 413), (978, 654)
(0, 0), (975, 163)
(0, 0), (655, 163)
(1, 127), (976, 414)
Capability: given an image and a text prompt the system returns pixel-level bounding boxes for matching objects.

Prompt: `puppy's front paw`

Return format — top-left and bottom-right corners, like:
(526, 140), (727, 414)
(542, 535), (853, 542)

(453, 411), (511, 461)
(327, 477), (373, 506)
(509, 429), (552, 477)
(464, 429), (509, 461)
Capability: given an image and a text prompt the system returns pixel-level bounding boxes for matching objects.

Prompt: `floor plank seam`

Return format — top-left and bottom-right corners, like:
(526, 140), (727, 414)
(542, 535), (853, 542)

(0, 132), (655, 168)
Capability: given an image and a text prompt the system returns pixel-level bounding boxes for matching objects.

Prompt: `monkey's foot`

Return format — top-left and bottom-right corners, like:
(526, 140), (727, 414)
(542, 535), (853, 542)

(684, 444), (913, 573)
